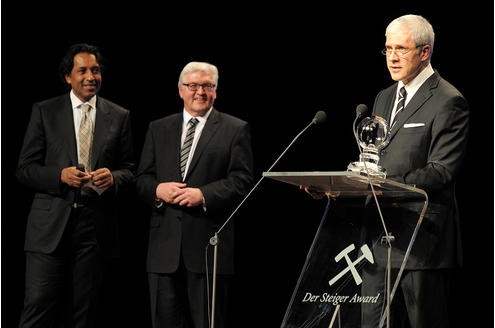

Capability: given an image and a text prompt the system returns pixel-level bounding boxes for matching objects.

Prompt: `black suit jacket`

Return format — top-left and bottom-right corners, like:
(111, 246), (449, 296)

(16, 94), (135, 257)
(371, 72), (469, 269)
(136, 108), (254, 274)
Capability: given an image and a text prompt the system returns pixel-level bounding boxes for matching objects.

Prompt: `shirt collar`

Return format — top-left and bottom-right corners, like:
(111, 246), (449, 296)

(399, 63), (435, 96)
(70, 90), (97, 110)
(182, 107), (213, 125)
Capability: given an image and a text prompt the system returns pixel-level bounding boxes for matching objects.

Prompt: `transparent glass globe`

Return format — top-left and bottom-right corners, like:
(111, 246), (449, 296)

(348, 115), (391, 177)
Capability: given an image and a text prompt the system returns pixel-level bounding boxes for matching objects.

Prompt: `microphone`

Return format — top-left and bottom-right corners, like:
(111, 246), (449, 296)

(76, 163), (86, 172)
(353, 104), (368, 150)
(312, 110), (327, 125)
(355, 103), (368, 118)
(206, 110), (327, 328)
(348, 104), (370, 175)
(213, 109), (327, 237)
(72, 163), (85, 208)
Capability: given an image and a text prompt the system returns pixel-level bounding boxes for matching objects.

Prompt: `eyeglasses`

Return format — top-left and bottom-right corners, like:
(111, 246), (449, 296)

(182, 83), (216, 92)
(381, 45), (423, 57)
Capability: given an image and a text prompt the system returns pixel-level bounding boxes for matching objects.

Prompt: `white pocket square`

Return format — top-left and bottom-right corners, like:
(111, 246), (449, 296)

(403, 123), (425, 128)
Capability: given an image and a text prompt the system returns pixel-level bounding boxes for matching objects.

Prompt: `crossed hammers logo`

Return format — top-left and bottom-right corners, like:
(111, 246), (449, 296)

(328, 244), (374, 286)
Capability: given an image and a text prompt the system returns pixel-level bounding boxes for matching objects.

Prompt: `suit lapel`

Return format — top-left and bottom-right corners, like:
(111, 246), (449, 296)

(58, 95), (79, 165)
(91, 98), (111, 171)
(171, 115), (183, 179)
(382, 87), (397, 124)
(390, 73), (439, 138)
(372, 85), (396, 126)
(186, 109), (220, 177)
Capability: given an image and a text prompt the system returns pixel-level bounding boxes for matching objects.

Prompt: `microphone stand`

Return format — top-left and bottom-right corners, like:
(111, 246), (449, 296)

(207, 113), (326, 328)
(352, 109), (392, 328)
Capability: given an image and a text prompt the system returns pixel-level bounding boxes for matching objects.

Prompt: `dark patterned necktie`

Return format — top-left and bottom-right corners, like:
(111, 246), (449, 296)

(79, 104), (93, 171)
(391, 86), (407, 128)
(180, 117), (199, 179)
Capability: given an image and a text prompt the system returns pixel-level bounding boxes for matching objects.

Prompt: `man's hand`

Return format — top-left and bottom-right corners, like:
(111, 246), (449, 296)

(300, 185), (327, 200)
(61, 166), (92, 188)
(156, 182), (203, 207)
(91, 168), (114, 188)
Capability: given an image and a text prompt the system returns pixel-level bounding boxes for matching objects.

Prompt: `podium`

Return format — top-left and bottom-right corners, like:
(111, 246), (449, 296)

(263, 171), (428, 328)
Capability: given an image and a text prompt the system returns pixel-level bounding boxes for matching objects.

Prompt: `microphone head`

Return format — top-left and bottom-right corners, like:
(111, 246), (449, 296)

(76, 163), (85, 172)
(356, 104), (368, 117)
(312, 110), (327, 124)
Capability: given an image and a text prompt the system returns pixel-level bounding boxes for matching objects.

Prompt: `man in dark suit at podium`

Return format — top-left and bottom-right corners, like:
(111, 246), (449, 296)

(303, 13), (469, 328)
(360, 14), (470, 328)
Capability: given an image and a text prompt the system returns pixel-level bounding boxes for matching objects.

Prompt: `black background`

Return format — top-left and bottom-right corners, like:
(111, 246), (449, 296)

(2, 2), (493, 327)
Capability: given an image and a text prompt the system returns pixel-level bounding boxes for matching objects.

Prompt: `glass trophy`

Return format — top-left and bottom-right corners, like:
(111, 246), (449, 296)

(347, 115), (390, 178)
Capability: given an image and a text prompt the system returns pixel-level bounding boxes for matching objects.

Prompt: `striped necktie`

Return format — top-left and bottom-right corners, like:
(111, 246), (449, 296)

(79, 104), (93, 171)
(391, 86), (407, 128)
(180, 117), (199, 179)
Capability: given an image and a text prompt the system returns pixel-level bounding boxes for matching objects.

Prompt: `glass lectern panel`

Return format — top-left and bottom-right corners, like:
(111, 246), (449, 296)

(263, 172), (427, 328)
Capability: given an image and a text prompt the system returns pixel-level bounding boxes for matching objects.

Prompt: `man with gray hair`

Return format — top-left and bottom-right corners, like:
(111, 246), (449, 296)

(137, 61), (254, 328)
(361, 14), (469, 327)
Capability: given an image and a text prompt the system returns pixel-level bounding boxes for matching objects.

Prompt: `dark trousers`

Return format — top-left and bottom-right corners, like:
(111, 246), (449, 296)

(361, 266), (452, 328)
(149, 260), (232, 328)
(19, 208), (102, 328)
